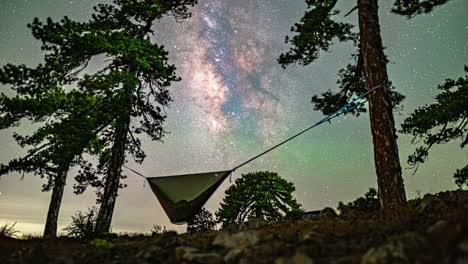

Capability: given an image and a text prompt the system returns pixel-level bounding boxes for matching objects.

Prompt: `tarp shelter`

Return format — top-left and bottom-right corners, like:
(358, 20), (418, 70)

(146, 170), (232, 224)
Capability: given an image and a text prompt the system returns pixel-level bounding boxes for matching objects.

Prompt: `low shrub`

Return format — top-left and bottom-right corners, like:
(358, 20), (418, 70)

(0, 222), (19, 238)
(64, 207), (100, 240)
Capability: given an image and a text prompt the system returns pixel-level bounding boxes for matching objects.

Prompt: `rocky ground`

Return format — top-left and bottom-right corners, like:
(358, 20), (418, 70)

(1, 190), (467, 264)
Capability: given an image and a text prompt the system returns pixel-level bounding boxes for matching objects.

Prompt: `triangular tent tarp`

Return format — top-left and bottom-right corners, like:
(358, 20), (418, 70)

(147, 170), (231, 224)
(142, 86), (381, 224)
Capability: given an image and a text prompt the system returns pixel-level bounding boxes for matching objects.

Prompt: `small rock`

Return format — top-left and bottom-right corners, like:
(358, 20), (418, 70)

(275, 252), (314, 264)
(292, 253), (314, 264)
(238, 218), (268, 231)
(426, 220), (448, 235)
(223, 223), (238, 233)
(458, 238), (468, 253)
(174, 246), (223, 264)
(300, 231), (324, 242)
(224, 247), (245, 264)
(136, 245), (164, 259)
(361, 245), (406, 264)
(321, 207), (337, 218)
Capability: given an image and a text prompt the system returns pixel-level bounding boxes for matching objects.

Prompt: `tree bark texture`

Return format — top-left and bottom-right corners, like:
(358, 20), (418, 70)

(357, 0), (406, 207)
(43, 167), (69, 238)
(96, 93), (132, 233)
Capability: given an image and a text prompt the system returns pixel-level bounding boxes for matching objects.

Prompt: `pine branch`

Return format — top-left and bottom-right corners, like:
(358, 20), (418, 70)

(344, 6), (358, 17)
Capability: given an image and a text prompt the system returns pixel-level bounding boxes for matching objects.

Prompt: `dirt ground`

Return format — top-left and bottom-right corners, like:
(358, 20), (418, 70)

(1, 190), (467, 264)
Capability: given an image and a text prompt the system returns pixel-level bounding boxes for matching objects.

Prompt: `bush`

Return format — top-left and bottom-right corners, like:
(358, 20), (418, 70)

(216, 171), (302, 227)
(151, 224), (168, 235)
(90, 238), (113, 248)
(21, 234), (42, 240)
(337, 188), (379, 214)
(0, 222), (19, 238)
(64, 207), (100, 240)
(186, 207), (216, 234)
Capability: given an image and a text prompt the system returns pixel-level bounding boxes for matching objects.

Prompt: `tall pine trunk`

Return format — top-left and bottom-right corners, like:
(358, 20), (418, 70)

(357, 0), (406, 208)
(95, 93), (132, 234)
(43, 166), (69, 238)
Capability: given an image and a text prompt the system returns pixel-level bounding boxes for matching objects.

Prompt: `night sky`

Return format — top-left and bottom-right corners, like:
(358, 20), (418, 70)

(0, 0), (467, 234)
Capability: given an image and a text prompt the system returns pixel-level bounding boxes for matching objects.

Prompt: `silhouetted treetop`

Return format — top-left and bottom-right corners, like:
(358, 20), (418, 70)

(278, 0), (356, 67)
(0, 0), (197, 235)
(400, 66), (467, 172)
(216, 171), (302, 227)
(392, 0), (450, 18)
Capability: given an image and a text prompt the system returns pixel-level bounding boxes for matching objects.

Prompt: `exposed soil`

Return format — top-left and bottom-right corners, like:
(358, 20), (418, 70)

(1, 190), (467, 264)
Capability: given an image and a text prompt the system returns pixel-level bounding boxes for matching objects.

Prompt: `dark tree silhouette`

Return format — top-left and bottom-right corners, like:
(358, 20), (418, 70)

(279, 0), (451, 208)
(216, 171), (302, 227)
(0, 31), (112, 239)
(84, 0), (197, 234)
(63, 207), (99, 240)
(400, 66), (467, 188)
(392, 0), (450, 17)
(186, 208), (216, 234)
(454, 166), (468, 189)
(0, 0), (197, 237)
(337, 188), (379, 214)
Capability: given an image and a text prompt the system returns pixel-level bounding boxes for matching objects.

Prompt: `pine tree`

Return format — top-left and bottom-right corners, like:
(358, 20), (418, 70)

(1, 38), (111, 239)
(400, 66), (467, 188)
(215, 171), (302, 227)
(82, 0), (198, 234)
(279, 0), (451, 208)
(186, 208), (216, 234)
(0, 0), (197, 236)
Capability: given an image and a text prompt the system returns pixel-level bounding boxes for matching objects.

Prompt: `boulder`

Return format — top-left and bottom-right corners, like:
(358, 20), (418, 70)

(361, 232), (429, 264)
(301, 210), (321, 221)
(212, 231), (260, 249)
(173, 246), (223, 264)
(321, 207), (337, 218)
(213, 231), (262, 263)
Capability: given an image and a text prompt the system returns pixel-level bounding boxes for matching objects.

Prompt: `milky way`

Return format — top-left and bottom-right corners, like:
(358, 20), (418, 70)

(177, 1), (286, 142)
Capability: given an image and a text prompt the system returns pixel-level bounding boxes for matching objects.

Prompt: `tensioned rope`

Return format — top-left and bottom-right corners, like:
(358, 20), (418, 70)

(230, 84), (384, 172)
(123, 164), (148, 178)
(124, 84), (385, 179)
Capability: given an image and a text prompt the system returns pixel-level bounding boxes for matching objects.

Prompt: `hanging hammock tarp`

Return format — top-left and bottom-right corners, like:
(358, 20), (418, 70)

(146, 170), (231, 224)
(130, 85), (385, 224)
